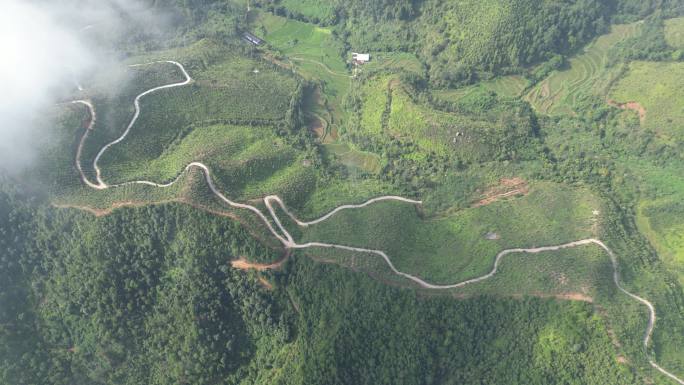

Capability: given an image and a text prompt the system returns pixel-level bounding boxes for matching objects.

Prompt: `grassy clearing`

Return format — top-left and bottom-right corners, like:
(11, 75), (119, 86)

(434, 75), (529, 102)
(525, 23), (639, 115)
(322, 143), (382, 174)
(299, 182), (601, 284)
(256, 13), (345, 72)
(359, 76), (489, 157)
(609, 61), (684, 143)
(665, 17), (684, 49)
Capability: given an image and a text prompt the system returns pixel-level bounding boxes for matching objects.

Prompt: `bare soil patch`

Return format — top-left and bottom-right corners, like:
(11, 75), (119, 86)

(472, 177), (530, 207)
(231, 250), (290, 271)
(607, 99), (646, 123)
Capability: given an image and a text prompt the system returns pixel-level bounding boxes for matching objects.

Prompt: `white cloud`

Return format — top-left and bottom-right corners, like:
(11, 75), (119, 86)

(0, 1), (94, 169)
(0, 0), (168, 171)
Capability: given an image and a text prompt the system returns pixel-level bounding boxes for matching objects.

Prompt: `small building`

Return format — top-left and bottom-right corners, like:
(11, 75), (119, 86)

(243, 32), (263, 46)
(352, 52), (370, 64)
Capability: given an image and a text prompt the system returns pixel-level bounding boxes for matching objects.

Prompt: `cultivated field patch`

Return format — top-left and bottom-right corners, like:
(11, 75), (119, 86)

(525, 23), (639, 115)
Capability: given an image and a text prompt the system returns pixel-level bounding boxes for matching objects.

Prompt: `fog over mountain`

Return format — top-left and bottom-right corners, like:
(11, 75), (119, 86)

(0, 0), (168, 171)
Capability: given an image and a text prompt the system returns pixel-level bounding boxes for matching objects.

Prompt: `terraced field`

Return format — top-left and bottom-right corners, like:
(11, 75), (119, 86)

(525, 23), (639, 115)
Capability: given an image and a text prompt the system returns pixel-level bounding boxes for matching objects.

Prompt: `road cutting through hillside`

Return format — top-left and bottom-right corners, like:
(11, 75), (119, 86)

(69, 60), (683, 385)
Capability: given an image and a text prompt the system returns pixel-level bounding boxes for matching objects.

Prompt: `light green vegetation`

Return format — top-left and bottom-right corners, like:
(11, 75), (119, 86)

(79, 63), (187, 183)
(357, 76), (533, 161)
(279, 0), (336, 22)
(361, 52), (424, 76)
(300, 182), (601, 284)
(525, 23), (639, 115)
(107, 123), (314, 202)
(609, 61), (684, 143)
(451, 246), (608, 298)
(434, 75), (529, 102)
(40, 40), (308, 238)
(253, 12), (348, 89)
(322, 143), (382, 174)
(297, 179), (394, 219)
(87, 44), (304, 199)
(638, 199), (684, 286)
(630, 159), (684, 286)
(665, 17), (684, 49)
(361, 77), (486, 160)
(420, 161), (544, 215)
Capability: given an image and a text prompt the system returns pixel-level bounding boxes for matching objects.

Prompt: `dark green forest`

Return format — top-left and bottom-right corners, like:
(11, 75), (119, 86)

(1, 182), (635, 385)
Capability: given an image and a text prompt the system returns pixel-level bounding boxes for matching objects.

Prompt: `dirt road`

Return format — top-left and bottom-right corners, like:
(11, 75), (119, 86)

(68, 60), (683, 385)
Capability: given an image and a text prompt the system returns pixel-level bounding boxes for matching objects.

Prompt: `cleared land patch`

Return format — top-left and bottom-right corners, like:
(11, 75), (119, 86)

(608, 61), (684, 143)
(472, 177), (529, 207)
(322, 143), (382, 174)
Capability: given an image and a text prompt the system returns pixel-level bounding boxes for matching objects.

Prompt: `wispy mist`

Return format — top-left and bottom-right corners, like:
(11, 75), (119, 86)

(0, 0), (169, 172)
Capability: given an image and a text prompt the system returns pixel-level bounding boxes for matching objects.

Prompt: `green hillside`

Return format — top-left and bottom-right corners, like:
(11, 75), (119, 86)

(4, 0), (684, 384)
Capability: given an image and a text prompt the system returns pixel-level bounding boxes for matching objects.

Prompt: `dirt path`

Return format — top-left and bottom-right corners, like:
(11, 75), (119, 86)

(67, 61), (683, 385)
(231, 258), (283, 271)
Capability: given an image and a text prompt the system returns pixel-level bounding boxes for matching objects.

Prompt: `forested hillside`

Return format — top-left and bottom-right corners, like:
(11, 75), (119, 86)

(3, 0), (684, 383)
(256, 0), (683, 85)
(0, 183), (636, 385)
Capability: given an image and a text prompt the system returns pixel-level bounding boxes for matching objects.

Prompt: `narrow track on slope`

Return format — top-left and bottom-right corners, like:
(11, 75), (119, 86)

(69, 60), (683, 384)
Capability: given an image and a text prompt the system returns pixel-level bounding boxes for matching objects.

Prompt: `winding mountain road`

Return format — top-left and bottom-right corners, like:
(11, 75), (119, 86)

(70, 60), (683, 384)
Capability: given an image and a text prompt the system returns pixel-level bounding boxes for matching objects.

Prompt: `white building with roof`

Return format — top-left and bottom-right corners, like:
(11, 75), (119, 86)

(352, 53), (370, 64)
